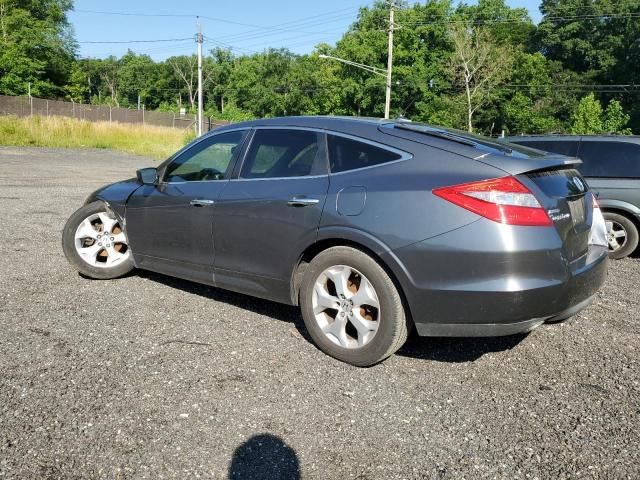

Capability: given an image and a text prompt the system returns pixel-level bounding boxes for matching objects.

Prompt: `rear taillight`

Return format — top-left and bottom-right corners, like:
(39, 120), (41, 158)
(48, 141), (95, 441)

(592, 193), (600, 209)
(433, 176), (552, 227)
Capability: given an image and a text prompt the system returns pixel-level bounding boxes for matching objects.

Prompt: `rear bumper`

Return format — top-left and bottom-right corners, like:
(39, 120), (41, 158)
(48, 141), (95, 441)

(416, 293), (597, 337)
(385, 220), (609, 337)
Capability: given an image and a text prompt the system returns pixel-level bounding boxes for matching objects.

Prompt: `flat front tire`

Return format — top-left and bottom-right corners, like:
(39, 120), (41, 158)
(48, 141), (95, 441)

(300, 246), (410, 367)
(62, 201), (134, 279)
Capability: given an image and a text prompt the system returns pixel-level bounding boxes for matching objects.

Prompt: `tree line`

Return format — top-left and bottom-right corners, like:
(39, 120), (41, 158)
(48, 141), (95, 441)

(1, 0), (639, 134)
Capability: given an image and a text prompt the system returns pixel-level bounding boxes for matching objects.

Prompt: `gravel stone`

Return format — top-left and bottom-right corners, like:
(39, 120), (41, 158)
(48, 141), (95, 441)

(1, 147), (639, 479)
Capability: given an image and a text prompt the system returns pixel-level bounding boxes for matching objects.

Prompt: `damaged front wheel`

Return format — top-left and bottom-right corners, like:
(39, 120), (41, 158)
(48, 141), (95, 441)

(62, 201), (134, 279)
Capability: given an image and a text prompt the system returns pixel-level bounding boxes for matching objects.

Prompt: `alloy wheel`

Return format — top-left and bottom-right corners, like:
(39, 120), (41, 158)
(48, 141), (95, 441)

(74, 212), (130, 268)
(606, 220), (628, 251)
(312, 265), (380, 349)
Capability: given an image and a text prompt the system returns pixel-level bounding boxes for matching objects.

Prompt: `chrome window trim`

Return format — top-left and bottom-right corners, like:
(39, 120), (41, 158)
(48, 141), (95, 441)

(162, 179), (231, 185)
(230, 174), (329, 182)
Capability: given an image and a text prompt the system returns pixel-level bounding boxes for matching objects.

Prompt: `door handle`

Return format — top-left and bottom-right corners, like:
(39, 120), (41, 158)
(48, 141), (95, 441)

(288, 196), (320, 207)
(190, 199), (215, 207)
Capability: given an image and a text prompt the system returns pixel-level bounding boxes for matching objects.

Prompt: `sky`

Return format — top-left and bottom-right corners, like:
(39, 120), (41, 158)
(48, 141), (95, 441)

(69, 0), (542, 60)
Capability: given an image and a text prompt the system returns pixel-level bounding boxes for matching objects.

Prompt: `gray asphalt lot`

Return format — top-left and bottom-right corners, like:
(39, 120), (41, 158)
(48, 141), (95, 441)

(0, 146), (639, 479)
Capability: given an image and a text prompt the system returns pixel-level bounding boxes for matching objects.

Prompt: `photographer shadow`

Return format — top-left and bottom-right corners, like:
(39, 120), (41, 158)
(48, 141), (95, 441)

(228, 434), (300, 480)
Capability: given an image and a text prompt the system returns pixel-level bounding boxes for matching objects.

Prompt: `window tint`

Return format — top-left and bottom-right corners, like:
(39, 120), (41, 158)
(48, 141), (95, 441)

(328, 135), (402, 173)
(578, 141), (640, 178)
(240, 129), (324, 179)
(165, 130), (245, 182)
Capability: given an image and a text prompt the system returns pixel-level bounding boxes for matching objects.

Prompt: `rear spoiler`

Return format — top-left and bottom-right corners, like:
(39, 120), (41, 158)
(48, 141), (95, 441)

(474, 153), (583, 176)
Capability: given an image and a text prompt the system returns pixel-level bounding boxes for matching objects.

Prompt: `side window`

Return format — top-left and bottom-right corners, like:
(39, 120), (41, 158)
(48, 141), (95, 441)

(578, 141), (640, 178)
(164, 130), (246, 182)
(328, 135), (402, 173)
(240, 129), (324, 179)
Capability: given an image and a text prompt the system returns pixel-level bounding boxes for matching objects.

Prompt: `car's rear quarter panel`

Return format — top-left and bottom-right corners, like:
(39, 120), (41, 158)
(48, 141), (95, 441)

(319, 141), (509, 252)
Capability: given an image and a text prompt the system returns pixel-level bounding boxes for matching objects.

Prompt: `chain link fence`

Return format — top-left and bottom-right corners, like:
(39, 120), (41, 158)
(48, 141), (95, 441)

(0, 94), (228, 132)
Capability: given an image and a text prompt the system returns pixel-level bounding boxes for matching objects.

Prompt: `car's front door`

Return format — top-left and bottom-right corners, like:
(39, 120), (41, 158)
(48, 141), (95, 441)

(213, 128), (329, 302)
(125, 129), (248, 284)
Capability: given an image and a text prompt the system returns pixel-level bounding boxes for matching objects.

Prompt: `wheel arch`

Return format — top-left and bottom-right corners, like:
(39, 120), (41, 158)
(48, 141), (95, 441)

(598, 199), (640, 217)
(84, 198), (126, 227)
(290, 230), (415, 327)
(600, 204), (640, 232)
(600, 206), (640, 257)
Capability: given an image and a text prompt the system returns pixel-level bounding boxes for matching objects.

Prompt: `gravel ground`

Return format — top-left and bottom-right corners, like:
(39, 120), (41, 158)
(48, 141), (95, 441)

(0, 146), (639, 480)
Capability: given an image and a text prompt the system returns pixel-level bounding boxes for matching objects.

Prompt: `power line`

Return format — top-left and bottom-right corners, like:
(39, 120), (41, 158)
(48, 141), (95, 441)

(73, 4), (372, 56)
(213, 31), (339, 51)
(398, 12), (640, 27)
(74, 9), (194, 18)
(73, 5), (365, 38)
(216, 11), (362, 43)
(73, 8), (266, 28)
(210, 6), (365, 40)
(78, 37), (193, 44)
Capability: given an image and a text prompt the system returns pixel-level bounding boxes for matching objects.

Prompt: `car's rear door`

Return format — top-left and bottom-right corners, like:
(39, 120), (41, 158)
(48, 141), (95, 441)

(212, 127), (329, 302)
(125, 129), (248, 284)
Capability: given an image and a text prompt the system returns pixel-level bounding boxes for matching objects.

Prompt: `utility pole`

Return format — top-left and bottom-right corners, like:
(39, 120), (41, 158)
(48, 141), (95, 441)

(384, 1), (395, 120)
(28, 82), (33, 116)
(196, 18), (204, 136)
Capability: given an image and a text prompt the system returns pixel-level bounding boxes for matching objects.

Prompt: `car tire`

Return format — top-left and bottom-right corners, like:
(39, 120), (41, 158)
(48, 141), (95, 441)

(62, 201), (134, 279)
(299, 246), (411, 367)
(603, 211), (639, 260)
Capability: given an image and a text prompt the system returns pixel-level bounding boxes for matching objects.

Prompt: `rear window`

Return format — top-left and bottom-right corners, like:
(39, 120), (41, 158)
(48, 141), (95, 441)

(328, 135), (402, 173)
(578, 141), (640, 178)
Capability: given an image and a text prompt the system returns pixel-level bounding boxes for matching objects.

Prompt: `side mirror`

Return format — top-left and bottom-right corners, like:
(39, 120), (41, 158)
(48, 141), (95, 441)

(136, 167), (157, 185)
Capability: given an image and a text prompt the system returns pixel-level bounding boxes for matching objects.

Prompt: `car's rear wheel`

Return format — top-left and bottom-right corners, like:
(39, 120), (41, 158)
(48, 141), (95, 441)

(300, 246), (410, 367)
(603, 212), (639, 260)
(62, 201), (134, 279)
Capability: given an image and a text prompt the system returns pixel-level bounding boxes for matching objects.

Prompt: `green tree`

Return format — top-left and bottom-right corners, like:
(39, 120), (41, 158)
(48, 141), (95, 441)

(117, 51), (161, 109)
(65, 61), (89, 102)
(455, 0), (535, 48)
(447, 24), (513, 132)
(97, 56), (121, 107)
(603, 99), (631, 134)
(537, 0), (640, 130)
(571, 93), (604, 133)
(538, 0), (640, 80)
(207, 47), (234, 115)
(570, 94), (632, 134)
(0, 0), (76, 96)
(504, 92), (558, 134)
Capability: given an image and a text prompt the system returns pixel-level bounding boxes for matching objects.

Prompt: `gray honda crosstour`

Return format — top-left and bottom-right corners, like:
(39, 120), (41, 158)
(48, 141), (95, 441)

(62, 117), (608, 366)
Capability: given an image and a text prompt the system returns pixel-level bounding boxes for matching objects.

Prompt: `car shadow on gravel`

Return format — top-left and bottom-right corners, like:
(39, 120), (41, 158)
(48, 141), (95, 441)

(138, 271), (527, 364)
(137, 271), (312, 338)
(397, 332), (528, 363)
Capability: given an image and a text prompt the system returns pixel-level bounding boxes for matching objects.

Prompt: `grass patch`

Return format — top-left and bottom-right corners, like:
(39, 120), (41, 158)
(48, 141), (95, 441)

(0, 115), (195, 160)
